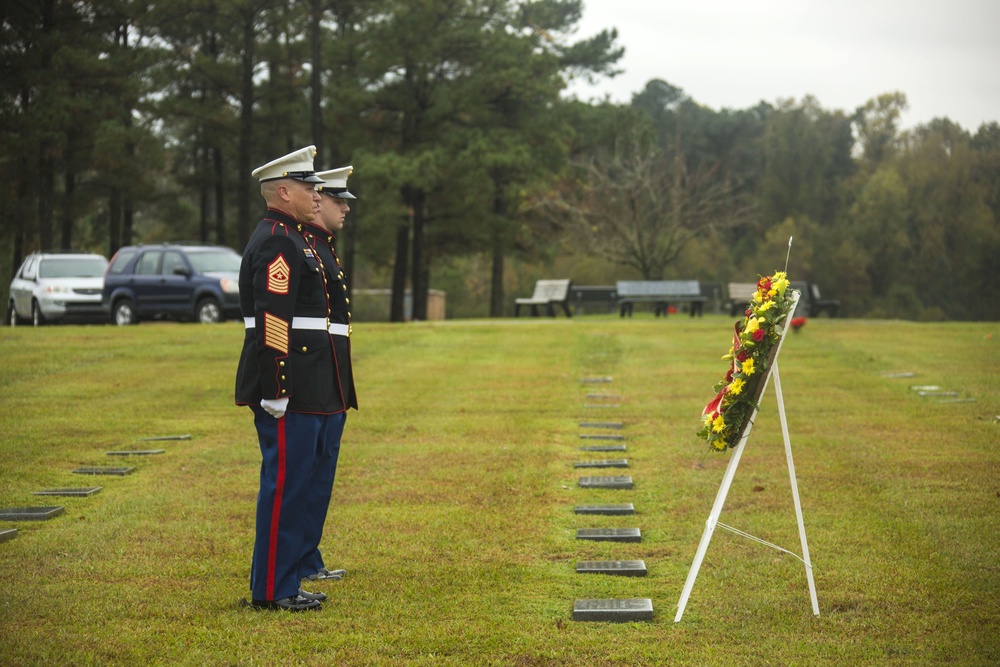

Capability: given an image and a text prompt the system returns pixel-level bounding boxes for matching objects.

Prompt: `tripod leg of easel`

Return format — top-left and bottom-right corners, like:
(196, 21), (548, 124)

(773, 363), (820, 616)
(674, 410), (758, 622)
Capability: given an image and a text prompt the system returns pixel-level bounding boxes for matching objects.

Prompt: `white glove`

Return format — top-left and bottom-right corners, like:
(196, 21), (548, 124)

(260, 397), (289, 419)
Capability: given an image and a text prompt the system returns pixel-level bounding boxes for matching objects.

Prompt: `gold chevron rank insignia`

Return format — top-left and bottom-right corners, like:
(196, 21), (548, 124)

(267, 254), (290, 294)
(263, 312), (289, 353)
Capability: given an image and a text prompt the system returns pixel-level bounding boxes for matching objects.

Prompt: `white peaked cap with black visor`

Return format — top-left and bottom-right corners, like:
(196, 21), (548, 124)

(252, 145), (324, 184)
(315, 166), (356, 200)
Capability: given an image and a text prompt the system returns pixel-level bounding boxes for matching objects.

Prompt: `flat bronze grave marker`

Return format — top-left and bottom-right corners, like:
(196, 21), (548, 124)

(107, 449), (165, 456)
(579, 445), (627, 452)
(573, 598), (653, 622)
(583, 404), (620, 409)
(580, 377), (612, 384)
(578, 476), (633, 489)
(73, 466), (135, 476)
(936, 397), (976, 403)
(0, 528), (17, 543)
(574, 459), (628, 469)
(579, 421), (623, 429)
(34, 487), (103, 497)
(883, 372), (916, 378)
(138, 434), (191, 441)
(579, 434), (625, 441)
(576, 560), (647, 576)
(576, 528), (641, 543)
(585, 393), (621, 400)
(574, 503), (634, 515)
(0, 506), (65, 521)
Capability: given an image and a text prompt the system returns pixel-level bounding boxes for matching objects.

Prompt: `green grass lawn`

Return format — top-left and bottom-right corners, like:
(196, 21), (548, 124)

(1, 314), (998, 666)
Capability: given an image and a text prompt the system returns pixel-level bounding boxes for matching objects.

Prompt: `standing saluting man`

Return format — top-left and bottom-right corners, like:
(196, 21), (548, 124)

(235, 145), (348, 612)
(295, 165), (358, 585)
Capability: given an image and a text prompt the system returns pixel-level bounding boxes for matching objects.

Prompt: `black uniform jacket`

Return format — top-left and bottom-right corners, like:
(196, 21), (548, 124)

(234, 209), (356, 414)
(299, 220), (357, 410)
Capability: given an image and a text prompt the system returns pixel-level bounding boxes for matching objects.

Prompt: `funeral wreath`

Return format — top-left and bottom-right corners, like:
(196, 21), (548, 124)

(697, 271), (795, 452)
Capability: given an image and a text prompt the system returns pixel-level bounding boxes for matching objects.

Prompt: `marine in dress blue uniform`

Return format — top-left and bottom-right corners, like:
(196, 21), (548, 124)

(235, 146), (348, 612)
(295, 165), (358, 583)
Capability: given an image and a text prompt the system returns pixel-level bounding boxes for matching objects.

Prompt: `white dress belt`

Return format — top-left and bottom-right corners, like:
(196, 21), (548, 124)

(244, 316), (350, 337)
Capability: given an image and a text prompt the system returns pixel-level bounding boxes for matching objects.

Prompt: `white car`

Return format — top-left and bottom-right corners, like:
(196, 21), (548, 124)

(8, 252), (109, 326)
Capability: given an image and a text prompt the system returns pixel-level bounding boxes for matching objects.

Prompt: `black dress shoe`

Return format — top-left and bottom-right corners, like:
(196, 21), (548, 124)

(250, 595), (322, 611)
(298, 588), (327, 602)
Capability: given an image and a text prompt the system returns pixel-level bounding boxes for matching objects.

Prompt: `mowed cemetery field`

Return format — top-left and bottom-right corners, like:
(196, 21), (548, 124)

(0, 314), (997, 666)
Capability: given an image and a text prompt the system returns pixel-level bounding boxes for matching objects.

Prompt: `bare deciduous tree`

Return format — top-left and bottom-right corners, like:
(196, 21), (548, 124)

(540, 130), (754, 279)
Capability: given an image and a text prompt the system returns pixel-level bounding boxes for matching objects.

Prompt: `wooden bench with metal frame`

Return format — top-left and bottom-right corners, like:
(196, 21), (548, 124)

(514, 279), (573, 317)
(616, 280), (706, 318)
(729, 281), (840, 317)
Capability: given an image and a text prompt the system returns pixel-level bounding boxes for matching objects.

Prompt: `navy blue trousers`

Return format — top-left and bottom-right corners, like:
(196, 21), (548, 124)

(249, 407), (345, 601)
(298, 412), (345, 579)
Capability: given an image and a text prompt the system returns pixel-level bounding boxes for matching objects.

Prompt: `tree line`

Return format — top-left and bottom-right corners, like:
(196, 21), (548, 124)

(3, 1), (997, 321)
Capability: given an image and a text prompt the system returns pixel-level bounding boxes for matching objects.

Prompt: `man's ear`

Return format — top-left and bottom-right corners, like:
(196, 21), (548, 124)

(277, 183), (292, 202)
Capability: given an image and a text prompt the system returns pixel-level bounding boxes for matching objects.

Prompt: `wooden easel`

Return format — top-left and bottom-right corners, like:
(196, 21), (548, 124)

(675, 290), (819, 622)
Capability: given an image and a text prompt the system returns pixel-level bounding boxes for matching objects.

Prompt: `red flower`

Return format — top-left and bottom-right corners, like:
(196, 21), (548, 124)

(737, 350), (749, 362)
(725, 368), (734, 383)
(790, 317), (807, 331)
(758, 277), (772, 292)
(752, 328), (766, 342)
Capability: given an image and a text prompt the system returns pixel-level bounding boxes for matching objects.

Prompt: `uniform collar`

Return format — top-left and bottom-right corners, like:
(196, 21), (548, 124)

(299, 220), (336, 243)
(263, 208), (302, 228)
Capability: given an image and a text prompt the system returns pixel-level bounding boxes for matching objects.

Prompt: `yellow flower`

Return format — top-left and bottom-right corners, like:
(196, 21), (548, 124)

(744, 317), (760, 334)
(755, 300), (775, 314)
(712, 414), (726, 433)
(729, 377), (745, 395)
(711, 438), (727, 452)
(741, 357), (755, 376)
(772, 272), (789, 295)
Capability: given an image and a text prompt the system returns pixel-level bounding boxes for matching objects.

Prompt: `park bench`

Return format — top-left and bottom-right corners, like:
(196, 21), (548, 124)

(790, 281), (840, 317)
(570, 285), (617, 315)
(514, 279), (573, 317)
(615, 280), (706, 318)
(727, 282), (758, 315)
(728, 281), (841, 317)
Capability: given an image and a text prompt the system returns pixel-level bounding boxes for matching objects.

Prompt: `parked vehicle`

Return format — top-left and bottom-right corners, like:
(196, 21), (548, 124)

(8, 252), (109, 326)
(102, 243), (242, 325)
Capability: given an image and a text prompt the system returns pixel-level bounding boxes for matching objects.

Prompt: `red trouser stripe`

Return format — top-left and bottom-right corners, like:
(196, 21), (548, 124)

(266, 416), (287, 600)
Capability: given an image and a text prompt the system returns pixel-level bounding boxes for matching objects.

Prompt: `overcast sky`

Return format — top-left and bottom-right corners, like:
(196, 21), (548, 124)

(565, 0), (1000, 132)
